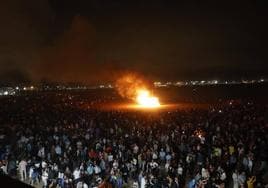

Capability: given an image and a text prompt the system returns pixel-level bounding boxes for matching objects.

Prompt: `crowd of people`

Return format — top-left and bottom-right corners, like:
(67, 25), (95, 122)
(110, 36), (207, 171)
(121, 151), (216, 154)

(0, 91), (267, 188)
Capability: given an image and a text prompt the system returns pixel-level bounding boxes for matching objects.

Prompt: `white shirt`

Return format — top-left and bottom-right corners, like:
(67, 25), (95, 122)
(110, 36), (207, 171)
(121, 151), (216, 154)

(133, 145), (139, 154)
(1, 165), (7, 174)
(55, 145), (62, 155)
(141, 177), (146, 188)
(42, 171), (48, 179)
(38, 147), (45, 158)
(201, 168), (209, 179)
(166, 154), (172, 161)
(83, 183), (88, 188)
(58, 172), (64, 179)
(73, 170), (80, 180)
(41, 161), (47, 169)
(232, 172), (239, 188)
(19, 160), (27, 171)
(132, 158), (137, 166)
(151, 162), (158, 169)
(178, 166), (183, 175)
(238, 174), (246, 185)
(220, 172), (226, 181)
(248, 159), (253, 170)
(159, 151), (166, 160)
(77, 182), (89, 188)
(29, 167), (34, 178)
(34, 163), (40, 168)
(94, 166), (101, 174)
(108, 154), (113, 162)
(113, 161), (118, 169)
(152, 152), (158, 160)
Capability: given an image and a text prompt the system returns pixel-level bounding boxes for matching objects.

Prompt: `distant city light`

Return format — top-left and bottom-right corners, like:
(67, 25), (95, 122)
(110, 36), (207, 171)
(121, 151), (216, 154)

(1, 78), (265, 94)
(175, 82), (184, 86)
(0, 87), (16, 96)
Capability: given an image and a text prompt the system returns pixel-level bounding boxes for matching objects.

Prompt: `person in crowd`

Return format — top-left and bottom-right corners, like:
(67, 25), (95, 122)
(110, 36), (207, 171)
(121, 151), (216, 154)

(247, 176), (256, 188)
(232, 169), (239, 188)
(41, 168), (49, 188)
(18, 158), (27, 181)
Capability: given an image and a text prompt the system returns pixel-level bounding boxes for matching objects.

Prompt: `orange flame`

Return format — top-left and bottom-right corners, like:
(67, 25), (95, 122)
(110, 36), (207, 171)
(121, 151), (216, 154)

(115, 74), (161, 108)
(136, 89), (160, 108)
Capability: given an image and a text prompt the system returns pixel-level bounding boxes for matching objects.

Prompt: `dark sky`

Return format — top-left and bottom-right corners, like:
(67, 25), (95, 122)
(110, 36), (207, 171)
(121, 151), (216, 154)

(0, 0), (267, 84)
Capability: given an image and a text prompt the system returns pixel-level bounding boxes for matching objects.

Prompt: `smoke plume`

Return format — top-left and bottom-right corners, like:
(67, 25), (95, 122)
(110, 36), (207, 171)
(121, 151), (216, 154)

(115, 73), (153, 100)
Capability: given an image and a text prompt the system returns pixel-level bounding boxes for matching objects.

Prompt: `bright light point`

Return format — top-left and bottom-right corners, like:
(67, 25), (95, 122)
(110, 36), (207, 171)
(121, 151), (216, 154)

(136, 89), (160, 108)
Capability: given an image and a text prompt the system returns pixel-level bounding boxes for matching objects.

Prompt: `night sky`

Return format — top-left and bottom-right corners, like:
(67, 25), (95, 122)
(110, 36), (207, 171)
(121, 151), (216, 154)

(0, 0), (267, 85)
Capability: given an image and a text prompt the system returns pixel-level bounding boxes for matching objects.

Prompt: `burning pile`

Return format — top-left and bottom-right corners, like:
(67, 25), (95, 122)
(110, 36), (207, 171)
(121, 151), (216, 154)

(136, 89), (160, 107)
(116, 74), (160, 108)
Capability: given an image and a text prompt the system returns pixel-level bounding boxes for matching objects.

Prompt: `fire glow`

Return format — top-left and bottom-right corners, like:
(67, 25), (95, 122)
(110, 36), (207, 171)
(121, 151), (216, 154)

(136, 89), (160, 108)
(115, 74), (161, 109)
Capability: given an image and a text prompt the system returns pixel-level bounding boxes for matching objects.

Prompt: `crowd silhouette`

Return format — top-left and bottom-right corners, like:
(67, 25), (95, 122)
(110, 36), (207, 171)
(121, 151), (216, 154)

(0, 92), (267, 188)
